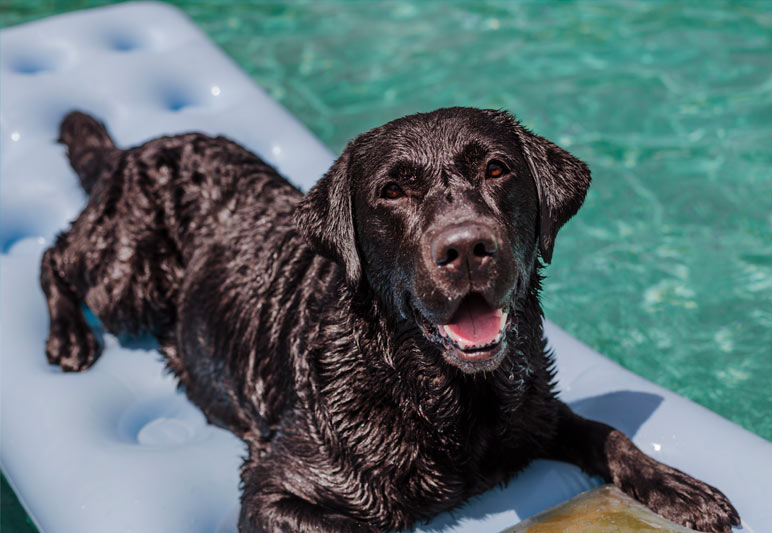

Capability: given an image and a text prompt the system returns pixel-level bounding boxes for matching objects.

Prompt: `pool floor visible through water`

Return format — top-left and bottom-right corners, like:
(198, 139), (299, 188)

(2, 1), (771, 530)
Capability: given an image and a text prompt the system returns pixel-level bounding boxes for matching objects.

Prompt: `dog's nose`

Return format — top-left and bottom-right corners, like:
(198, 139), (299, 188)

(431, 223), (498, 278)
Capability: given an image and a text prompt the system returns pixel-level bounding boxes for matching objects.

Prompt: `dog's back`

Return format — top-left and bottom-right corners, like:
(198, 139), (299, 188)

(46, 114), (310, 399)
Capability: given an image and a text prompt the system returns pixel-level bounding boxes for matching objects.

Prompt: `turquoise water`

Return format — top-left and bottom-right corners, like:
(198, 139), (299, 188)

(2, 1), (771, 530)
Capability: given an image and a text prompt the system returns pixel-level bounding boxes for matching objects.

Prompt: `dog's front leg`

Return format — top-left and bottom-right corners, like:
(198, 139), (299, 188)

(238, 462), (377, 533)
(544, 401), (739, 533)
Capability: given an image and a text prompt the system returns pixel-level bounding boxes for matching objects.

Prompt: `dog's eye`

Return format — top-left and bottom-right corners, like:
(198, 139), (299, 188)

(381, 182), (405, 199)
(486, 160), (507, 179)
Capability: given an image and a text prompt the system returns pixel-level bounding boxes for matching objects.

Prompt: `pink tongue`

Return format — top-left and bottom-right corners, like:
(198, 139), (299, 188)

(444, 295), (503, 347)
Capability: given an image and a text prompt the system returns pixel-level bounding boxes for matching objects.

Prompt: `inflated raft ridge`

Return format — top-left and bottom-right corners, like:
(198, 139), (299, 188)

(1, 3), (769, 532)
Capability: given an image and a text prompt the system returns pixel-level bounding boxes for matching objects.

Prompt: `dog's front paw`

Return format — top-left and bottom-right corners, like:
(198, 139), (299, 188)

(46, 317), (101, 372)
(620, 456), (740, 533)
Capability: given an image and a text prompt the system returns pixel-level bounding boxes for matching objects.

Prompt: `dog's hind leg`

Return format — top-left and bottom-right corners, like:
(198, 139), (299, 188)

(40, 242), (100, 372)
(38, 112), (117, 372)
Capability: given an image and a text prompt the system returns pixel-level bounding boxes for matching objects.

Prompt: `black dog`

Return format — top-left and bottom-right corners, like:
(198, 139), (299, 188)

(42, 108), (739, 532)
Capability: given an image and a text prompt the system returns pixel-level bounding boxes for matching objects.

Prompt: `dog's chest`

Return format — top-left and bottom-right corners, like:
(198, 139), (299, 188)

(364, 395), (518, 508)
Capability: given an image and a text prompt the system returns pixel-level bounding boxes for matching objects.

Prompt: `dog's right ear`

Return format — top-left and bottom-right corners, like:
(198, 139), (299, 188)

(294, 151), (361, 287)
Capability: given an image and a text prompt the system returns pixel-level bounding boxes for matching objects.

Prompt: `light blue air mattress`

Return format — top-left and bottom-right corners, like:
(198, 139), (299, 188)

(1, 3), (769, 532)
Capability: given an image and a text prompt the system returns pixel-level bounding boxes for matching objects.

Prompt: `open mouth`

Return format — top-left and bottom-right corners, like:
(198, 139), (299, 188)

(440, 293), (507, 359)
(414, 293), (513, 369)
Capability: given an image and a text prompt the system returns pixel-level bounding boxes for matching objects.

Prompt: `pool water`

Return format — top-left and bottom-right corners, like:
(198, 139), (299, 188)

(2, 2), (770, 531)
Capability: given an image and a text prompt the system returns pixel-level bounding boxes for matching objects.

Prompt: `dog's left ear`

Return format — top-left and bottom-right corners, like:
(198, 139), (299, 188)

(500, 113), (591, 264)
(294, 151), (361, 287)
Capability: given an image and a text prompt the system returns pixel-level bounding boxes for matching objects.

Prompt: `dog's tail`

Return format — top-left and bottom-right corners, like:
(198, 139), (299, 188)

(58, 111), (118, 195)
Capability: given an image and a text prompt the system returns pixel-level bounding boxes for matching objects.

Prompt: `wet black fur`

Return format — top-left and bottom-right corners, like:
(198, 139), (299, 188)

(42, 109), (739, 532)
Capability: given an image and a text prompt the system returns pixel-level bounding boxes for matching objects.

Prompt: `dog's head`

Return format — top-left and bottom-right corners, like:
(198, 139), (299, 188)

(295, 108), (590, 373)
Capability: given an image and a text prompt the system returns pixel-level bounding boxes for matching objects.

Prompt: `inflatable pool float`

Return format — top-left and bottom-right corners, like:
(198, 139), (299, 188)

(1, 3), (770, 532)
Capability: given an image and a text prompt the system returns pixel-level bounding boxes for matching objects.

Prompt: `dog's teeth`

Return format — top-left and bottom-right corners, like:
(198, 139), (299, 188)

(442, 325), (452, 338)
(499, 311), (508, 332)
